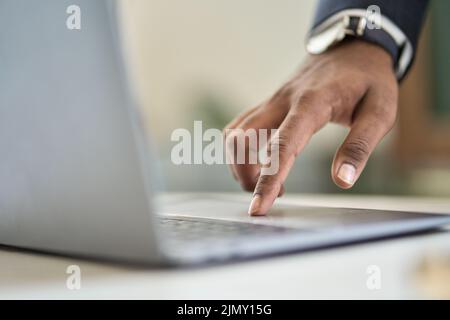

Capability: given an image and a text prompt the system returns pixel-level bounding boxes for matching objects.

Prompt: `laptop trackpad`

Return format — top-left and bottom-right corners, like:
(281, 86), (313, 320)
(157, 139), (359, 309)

(158, 195), (441, 230)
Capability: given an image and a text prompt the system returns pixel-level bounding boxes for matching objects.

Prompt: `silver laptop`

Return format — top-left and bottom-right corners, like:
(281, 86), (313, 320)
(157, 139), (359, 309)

(0, 0), (449, 266)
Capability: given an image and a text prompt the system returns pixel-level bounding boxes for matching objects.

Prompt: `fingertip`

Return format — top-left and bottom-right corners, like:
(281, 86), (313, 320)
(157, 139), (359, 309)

(249, 210), (267, 217)
(333, 178), (354, 189)
(332, 163), (357, 189)
(248, 194), (263, 215)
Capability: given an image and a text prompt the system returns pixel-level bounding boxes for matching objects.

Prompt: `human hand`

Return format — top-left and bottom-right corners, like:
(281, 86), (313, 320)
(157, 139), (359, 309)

(224, 40), (398, 216)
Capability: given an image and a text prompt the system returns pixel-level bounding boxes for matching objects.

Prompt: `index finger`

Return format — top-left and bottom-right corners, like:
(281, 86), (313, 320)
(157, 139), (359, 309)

(248, 97), (330, 216)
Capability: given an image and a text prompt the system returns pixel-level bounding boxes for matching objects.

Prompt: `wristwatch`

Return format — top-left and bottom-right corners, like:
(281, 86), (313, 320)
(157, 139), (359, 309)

(306, 9), (413, 80)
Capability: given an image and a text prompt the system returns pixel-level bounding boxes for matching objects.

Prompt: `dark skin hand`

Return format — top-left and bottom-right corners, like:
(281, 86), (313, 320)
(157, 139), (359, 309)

(224, 40), (398, 216)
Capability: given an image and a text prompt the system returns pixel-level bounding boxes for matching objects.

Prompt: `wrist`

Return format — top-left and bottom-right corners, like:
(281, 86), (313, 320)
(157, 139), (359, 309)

(342, 38), (394, 66)
(306, 9), (412, 80)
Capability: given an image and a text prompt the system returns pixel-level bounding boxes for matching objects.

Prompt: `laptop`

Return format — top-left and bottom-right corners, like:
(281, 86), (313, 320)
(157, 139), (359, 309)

(0, 0), (449, 266)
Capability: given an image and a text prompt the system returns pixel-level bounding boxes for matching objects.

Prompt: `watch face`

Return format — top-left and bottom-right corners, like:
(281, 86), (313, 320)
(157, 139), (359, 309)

(307, 20), (347, 54)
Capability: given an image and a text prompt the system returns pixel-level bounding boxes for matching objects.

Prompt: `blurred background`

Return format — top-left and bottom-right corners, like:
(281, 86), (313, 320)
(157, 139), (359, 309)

(116, 0), (450, 196)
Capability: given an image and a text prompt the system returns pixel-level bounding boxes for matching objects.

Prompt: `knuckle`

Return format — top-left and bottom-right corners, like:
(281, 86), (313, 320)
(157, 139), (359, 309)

(372, 103), (392, 119)
(271, 84), (293, 104)
(372, 104), (397, 130)
(328, 81), (363, 110)
(254, 175), (278, 196)
(293, 89), (332, 126)
(341, 137), (371, 164)
(373, 87), (398, 122)
(294, 89), (320, 109)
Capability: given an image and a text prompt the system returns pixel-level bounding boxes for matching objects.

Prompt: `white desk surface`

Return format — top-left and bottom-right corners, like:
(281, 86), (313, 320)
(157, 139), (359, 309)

(1, 193), (450, 299)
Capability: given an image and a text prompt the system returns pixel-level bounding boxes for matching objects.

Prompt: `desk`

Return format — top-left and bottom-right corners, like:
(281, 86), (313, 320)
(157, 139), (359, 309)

(1, 193), (450, 299)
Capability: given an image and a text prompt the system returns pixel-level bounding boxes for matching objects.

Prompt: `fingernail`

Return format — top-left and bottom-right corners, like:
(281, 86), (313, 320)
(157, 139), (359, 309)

(248, 194), (262, 215)
(337, 163), (356, 185)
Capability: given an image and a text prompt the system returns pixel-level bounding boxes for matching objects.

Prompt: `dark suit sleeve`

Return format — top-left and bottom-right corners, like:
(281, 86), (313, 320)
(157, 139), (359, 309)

(312, 0), (429, 78)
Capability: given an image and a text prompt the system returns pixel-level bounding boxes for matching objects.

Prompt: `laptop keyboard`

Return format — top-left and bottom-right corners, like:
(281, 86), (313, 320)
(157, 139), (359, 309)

(158, 216), (296, 243)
